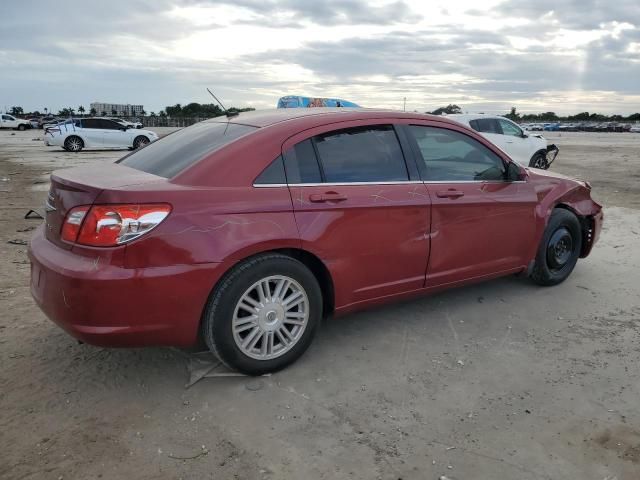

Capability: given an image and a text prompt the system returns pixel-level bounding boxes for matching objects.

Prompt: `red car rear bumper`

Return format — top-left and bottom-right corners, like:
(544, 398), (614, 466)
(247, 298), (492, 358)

(28, 226), (221, 347)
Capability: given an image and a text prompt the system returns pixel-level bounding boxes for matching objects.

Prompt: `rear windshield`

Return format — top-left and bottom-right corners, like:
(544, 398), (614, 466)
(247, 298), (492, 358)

(118, 122), (256, 178)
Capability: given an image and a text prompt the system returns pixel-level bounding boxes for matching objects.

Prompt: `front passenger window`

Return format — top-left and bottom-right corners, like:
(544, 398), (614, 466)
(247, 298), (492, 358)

(408, 126), (506, 182)
(498, 119), (523, 137)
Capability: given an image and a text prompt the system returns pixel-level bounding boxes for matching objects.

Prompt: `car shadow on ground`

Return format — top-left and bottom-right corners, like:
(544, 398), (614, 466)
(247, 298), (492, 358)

(23, 274), (536, 394)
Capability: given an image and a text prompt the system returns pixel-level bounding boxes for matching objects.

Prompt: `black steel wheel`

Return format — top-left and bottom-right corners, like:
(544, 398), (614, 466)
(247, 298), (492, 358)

(531, 209), (582, 286)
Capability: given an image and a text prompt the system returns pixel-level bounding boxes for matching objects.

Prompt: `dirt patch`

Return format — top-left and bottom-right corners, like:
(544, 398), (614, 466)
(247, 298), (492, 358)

(593, 426), (640, 464)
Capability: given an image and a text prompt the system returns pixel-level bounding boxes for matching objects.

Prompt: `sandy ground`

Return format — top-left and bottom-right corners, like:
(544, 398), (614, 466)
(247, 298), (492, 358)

(1, 129), (639, 480)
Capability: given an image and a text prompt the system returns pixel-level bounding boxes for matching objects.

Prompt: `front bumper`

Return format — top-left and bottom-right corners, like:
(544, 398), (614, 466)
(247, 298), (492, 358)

(28, 226), (222, 347)
(581, 207), (604, 258)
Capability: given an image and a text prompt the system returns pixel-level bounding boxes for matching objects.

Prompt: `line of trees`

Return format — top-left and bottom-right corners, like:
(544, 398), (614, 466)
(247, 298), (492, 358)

(5, 102), (254, 119)
(163, 103), (255, 117)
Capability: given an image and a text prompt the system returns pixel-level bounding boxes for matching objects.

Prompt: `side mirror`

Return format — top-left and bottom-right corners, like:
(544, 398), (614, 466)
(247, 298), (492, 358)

(506, 161), (526, 181)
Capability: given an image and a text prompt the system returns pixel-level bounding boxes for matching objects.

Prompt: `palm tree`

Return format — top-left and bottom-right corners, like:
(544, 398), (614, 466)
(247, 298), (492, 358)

(78, 106), (85, 116)
(140, 109), (146, 117)
(90, 108), (97, 116)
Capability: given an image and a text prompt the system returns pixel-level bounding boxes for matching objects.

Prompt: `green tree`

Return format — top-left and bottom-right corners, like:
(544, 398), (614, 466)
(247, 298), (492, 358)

(101, 111), (107, 117)
(10, 106), (24, 116)
(78, 105), (85, 116)
(90, 107), (97, 116)
(150, 111), (156, 117)
(165, 104), (182, 117)
(111, 109), (117, 116)
(504, 106), (520, 121)
(429, 104), (462, 115)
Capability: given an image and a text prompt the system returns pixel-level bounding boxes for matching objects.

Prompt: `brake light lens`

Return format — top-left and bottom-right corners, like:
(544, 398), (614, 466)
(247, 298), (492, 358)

(61, 206), (90, 242)
(61, 204), (171, 246)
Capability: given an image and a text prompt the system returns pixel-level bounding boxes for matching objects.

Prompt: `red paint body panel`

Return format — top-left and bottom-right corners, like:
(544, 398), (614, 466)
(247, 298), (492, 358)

(29, 109), (603, 348)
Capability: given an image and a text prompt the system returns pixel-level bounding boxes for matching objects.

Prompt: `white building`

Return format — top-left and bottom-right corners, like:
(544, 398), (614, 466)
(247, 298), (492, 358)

(90, 102), (144, 117)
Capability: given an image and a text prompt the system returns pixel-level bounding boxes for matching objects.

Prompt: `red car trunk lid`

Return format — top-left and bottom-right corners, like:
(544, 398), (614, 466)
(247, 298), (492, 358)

(45, 164), (166, 249)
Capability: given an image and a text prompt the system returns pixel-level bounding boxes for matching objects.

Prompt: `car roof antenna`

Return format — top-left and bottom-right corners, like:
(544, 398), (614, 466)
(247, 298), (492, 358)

(207, 88), (238, 118)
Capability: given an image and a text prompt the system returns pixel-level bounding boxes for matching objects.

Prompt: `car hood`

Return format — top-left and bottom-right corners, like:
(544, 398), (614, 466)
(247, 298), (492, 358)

(527, 167), (589, 188)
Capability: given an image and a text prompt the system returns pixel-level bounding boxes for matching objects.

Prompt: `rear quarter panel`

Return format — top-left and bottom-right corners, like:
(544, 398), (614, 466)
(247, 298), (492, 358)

(93, 185), (300, 269)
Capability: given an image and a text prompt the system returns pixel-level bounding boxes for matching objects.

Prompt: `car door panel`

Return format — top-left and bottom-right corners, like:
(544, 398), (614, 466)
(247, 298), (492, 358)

(289, 182), (431, 307)
(283, 121), (432, 309)
(100, 120), (127, 148)
(78, 119), (103, 147)
(497, 118), (531, 164)
(425, 181), (537, 286)
(405, 122), (538, 287)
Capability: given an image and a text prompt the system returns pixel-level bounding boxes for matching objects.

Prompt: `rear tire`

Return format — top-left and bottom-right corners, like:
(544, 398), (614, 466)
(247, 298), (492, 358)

(531, 209), (582, 286)
(202, 254), (322, 375)
(133, 135), (150, 149)
(64, 135), (84, 152)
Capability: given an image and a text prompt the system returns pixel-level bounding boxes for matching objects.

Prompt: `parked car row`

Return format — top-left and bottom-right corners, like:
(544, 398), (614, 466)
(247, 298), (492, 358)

(523, 122), (640, 132)
(29, 108), (603, 374)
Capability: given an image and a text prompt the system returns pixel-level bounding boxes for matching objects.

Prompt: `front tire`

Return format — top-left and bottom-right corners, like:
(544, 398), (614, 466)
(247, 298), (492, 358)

(133, 135), (149, 149)
(64, 135), (84, 152)
(529, 152), (548, 169)
(202, 254), (322, 375)
(531, 209), (582, 286)
(18, 124), (26, 131)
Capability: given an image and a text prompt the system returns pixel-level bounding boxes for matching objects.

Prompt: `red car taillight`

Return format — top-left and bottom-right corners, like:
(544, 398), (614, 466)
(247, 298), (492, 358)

(61, 204), (172, 246)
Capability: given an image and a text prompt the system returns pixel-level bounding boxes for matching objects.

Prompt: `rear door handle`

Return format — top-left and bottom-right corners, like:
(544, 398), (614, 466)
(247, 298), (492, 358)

(309, 192), (348, 203)
(435, 189), (465, 199)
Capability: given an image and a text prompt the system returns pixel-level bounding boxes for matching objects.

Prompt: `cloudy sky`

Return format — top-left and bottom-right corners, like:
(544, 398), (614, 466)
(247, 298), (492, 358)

(2, 0), (639, 115)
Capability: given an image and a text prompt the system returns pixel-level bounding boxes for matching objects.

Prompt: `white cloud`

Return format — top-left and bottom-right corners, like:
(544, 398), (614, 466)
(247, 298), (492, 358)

(0, 0), (638, 115)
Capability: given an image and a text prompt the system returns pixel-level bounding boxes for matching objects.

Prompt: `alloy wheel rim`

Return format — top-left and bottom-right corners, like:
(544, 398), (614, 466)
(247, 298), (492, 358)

(546, 227), (573, 270)
(232, 275), (309, 361)
(68, 138), (81, 151)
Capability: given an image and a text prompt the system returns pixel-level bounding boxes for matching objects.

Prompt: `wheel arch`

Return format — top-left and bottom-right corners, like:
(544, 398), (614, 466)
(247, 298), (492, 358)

(552, 202), (595, 258)
(196, 247), (335, 347)
(134, 134), (150, 145)
(530, 148), (547, 161)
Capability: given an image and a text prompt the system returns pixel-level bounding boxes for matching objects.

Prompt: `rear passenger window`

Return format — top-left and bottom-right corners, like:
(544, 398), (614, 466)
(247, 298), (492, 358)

(283, 139), (322, 184)
(469, 118), (501, 134)
(119, 122), (256, 178)
(314, 125), (408, 182)
(409, 126), (506, 182)
(254, 156), (286, 185)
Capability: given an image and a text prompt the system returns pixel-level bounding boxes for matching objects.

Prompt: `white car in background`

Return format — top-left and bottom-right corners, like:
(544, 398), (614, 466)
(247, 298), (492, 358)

(447, 114), (558, 169)
(108, 117), (143, 129)
(44, 118), (158, 152)
(1, 114), (32, 130)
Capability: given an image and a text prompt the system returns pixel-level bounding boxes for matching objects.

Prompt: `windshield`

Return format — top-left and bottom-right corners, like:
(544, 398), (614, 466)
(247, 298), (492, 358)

(118, 121), (256, 178)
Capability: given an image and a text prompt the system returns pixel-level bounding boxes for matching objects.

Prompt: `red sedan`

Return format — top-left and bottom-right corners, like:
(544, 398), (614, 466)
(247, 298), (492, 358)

(29, 109), (603, 374)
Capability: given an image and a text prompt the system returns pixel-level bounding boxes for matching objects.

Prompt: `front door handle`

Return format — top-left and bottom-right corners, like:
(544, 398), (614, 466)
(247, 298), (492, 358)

(435, 189), (465, 199)
(309, 192), (348, 203)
